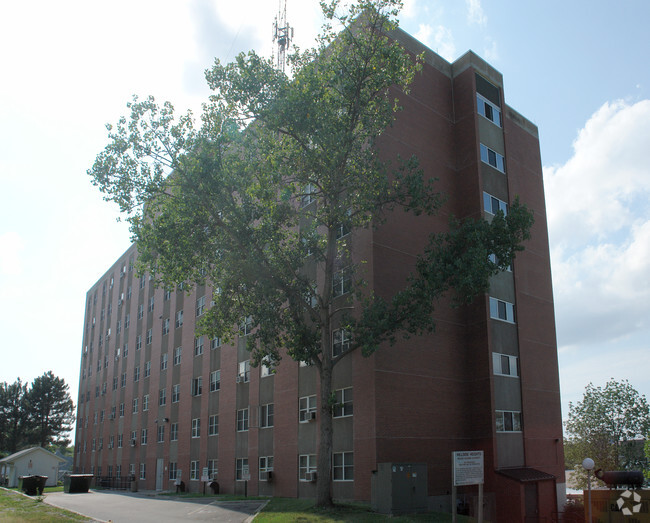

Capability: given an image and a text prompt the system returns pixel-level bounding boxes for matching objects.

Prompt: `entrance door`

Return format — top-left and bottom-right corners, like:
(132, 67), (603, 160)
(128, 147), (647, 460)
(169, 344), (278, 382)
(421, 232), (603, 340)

(524, 482), (539, 522)
(156, 459), (164, 491)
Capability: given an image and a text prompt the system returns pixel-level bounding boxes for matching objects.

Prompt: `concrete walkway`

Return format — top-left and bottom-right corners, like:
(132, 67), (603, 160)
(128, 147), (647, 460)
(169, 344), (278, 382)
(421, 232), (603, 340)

(45, 490), (267, 523)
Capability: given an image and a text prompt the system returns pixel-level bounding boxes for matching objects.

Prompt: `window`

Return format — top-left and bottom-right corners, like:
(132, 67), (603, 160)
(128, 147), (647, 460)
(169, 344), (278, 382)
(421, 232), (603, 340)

(170, 423), (178, 441)
(140, 275), (145, 289)
(162, 318), (169, 335)
(125, 313), (130, 329)
(159, 388), (167, 406)
(172, 384), (180, 403)
(108, 435), (114, 449)
(477, 93), (502, 127)
(119, 403), (124, 417)
(209, 414), (219, 436)
(116, 465), (121, 479)
(194, 336), (204, 356)
(488, 253), (512, 272)
(175, 310), (184, 328)
(173, 346), (182, 366)
(208, 460), (218, 479)
(261, 356), (274, 377)
(496, 410), (522, 432)
(146, 329), (152, 345)
(240, 316), (253, 336)
(236, 458), (249, 481)
(169, 462), (177, 481)
(237, 408), (249, 432)
(132, 398), (139, 413)
(123, 342), (129, 357)
(489, 297), (515, 323)
(211, 337), (221, 350)
(138, 304), (144, 319)
(299, 454), (317, 481)
(260, 403), (274, 428)
(127, 285), (132, 299)
(141, 428), (148, 445)
(333, 387), (353, 417)
(192, 377), (203, 396)
(136, 335), (142, 351)
(121, 373), (126, 388)
(112, 377), (118, 390)
(238, 361), (250, 383)
(116, 320), (121, 334)
(190, 460), (199, 481)
(191, 418), (201, 438)
(148, 296), (154, 312)
(259, 456), (274, 481)
(142, 394), (149, 412)
(493, 353), (519, 377)
(117, 434), (123, 448)
(210, 370), (221, 392)
(483, 192), (508, 216)
(161, 353), (168, 371)
(332, 267), (352, 297)
(480, 143), (505, 172)
(333, 452), (354, 481)
(157, 425), (164, 443)
(301, 182), (316, 207)
(196, 296), (205, 317)
(144, 360), (151, 378)
(100, 410), (105, 423)
(332, 329), (351, 357)
(134, 366), (140, 382)
(299, 395), (317, 422)
(140, 463), (146, 480)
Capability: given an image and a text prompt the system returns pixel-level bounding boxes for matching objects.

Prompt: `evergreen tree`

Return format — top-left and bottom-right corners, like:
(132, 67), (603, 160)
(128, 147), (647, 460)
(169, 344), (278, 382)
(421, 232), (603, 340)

(25, 372), (75, 448)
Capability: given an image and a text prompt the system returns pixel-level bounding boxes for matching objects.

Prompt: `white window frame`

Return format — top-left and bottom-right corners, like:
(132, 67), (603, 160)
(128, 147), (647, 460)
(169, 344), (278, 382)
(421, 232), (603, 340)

(260, 403), (274, 428)
(480, 143), (505, 172)
(140, 463), (146, 480)
(190, 460), (199, 481)
(333, 451), (354, 481)
(170, 423), (178, 441)
(192, 376), (203, 396)
(196, 295), (206, 317)
(496, 410), (522, 432)
(493, 353), (519, 377)
(483, 192), (508, 216)
(259, 456), (274, 481)
(191, 418), (201, 438)
(237, 408), (249, 432)
(235, 458), (249, 481)
(209, 414), (219, 436)
(194, 336), (204, 356)
(299, 395), (317, 423)
(477, 93), (502, 127)
(157, 425), (165, 443)
(332, 329), (351, 357)
(299, 454), (317, 481)
(172, 383), (180, 403)
(173, 346), (181, 366)
(332, 267), (352, 297)
(238, 360), (250, 383)
(333, 387), (353, 418)
(489, 297), (515, 323)
(210, 370), (221, 392)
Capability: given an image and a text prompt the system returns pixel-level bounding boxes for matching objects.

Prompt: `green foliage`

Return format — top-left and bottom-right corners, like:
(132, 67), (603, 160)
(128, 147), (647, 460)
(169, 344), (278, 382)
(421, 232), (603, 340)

(0, 373), (74, 453)
(565, 379), (650, 489)
(87, 0), (533, 507)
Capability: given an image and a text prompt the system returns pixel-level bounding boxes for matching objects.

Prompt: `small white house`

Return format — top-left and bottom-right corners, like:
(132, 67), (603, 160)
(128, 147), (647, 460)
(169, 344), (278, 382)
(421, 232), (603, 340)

(0, 447), (66, 487)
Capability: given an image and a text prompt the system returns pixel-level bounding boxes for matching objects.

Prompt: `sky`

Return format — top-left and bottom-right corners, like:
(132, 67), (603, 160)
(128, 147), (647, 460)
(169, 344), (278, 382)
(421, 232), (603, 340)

(1, 0), (649, 433)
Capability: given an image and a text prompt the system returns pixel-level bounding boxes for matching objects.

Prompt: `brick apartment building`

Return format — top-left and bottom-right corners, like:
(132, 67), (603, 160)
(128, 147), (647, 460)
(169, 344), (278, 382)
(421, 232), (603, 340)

(74, 27), (565, 522)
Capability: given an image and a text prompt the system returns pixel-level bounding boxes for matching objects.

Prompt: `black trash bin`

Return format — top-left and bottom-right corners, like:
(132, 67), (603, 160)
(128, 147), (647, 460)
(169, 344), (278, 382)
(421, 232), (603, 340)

(19, 475), (48, 496)
(64, 474), (94, 493)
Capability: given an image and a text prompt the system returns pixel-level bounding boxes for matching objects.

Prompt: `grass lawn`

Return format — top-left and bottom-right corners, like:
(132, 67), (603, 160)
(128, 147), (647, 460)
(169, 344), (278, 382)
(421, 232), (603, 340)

(255, 498), (477, 522)
(0, 488), (91, 522)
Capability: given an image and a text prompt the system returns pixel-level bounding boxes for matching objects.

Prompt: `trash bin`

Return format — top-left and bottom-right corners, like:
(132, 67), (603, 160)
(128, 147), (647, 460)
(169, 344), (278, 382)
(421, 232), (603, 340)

(209, 480), (219, 494)
(130, 476), (138, 492)
(19, 475), (47, 496)
(64, 474), (94, 493)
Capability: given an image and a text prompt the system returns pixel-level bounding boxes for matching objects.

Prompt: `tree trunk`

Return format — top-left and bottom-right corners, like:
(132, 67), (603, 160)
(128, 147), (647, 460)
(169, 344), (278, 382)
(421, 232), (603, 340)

(316, 361), (334, 507)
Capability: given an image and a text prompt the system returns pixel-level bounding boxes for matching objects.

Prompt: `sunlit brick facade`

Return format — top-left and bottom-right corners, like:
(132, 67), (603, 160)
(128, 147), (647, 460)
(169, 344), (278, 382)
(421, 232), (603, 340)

(74, 28), (564, 522)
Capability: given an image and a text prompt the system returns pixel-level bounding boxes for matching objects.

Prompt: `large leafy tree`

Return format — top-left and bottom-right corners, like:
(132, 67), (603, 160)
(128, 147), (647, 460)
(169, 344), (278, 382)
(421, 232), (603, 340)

(88, 0), (533, 506)
(24, 372), (75, 449)
(565, 379), (650, 488)
(0, 379), (29, 454)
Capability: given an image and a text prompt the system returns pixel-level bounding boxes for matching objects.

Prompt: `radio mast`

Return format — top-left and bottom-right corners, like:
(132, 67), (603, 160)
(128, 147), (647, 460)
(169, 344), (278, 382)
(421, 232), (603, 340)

(273, 0), (293, 72)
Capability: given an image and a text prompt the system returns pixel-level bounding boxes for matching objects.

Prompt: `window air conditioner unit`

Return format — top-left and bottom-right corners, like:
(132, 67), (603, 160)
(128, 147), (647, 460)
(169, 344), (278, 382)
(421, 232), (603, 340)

(306, 471), (317, 482)
(130, 439), (137, 447)
(109, 414), (115, 420)
(118, 299), (122, 307)
(235, 375), (244, 383)
(308, 411), (317, 421)
(260, 470), (274, 482)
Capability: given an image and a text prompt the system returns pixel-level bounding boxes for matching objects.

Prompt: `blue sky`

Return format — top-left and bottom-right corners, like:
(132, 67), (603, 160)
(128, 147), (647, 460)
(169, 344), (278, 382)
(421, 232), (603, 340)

(1, 0), (648, 428)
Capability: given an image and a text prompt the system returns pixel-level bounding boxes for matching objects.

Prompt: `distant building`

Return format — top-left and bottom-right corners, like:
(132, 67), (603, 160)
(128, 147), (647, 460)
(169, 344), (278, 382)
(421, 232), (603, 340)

(0, 447), (66, 487)
(74, 27), (564, 522)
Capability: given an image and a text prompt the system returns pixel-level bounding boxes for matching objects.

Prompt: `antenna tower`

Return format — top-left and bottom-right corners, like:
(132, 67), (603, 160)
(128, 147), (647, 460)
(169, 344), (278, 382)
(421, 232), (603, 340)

(273, 0), (293, 72)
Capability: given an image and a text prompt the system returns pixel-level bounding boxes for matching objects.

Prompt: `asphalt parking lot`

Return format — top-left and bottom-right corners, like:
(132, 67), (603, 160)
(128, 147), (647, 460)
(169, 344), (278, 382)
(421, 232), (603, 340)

(45, 490), (267, 523)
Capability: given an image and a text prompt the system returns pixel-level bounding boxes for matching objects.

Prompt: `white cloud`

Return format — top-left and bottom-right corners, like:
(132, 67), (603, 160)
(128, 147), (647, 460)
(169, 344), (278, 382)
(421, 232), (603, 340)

(483, 37), (498, 61)
(544, 99), (650, 347)
(414, 24), (456, 62)
(0, 232), (24, 276)
(466, 0), (487, 26)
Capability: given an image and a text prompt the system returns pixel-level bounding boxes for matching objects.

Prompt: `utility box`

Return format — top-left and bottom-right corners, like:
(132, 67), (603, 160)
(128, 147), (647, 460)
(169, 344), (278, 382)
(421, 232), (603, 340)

(371, 462), (428, 515)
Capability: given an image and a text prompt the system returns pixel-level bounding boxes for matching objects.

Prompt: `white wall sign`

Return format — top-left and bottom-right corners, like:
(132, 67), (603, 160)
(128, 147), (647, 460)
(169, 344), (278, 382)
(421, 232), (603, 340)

(452, 451), (484, 486)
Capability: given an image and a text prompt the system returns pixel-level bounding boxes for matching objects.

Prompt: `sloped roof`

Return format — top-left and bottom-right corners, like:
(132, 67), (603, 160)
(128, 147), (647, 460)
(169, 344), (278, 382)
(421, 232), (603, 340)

(497, 467), (556, 483)
(0, 447), (67, 465)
